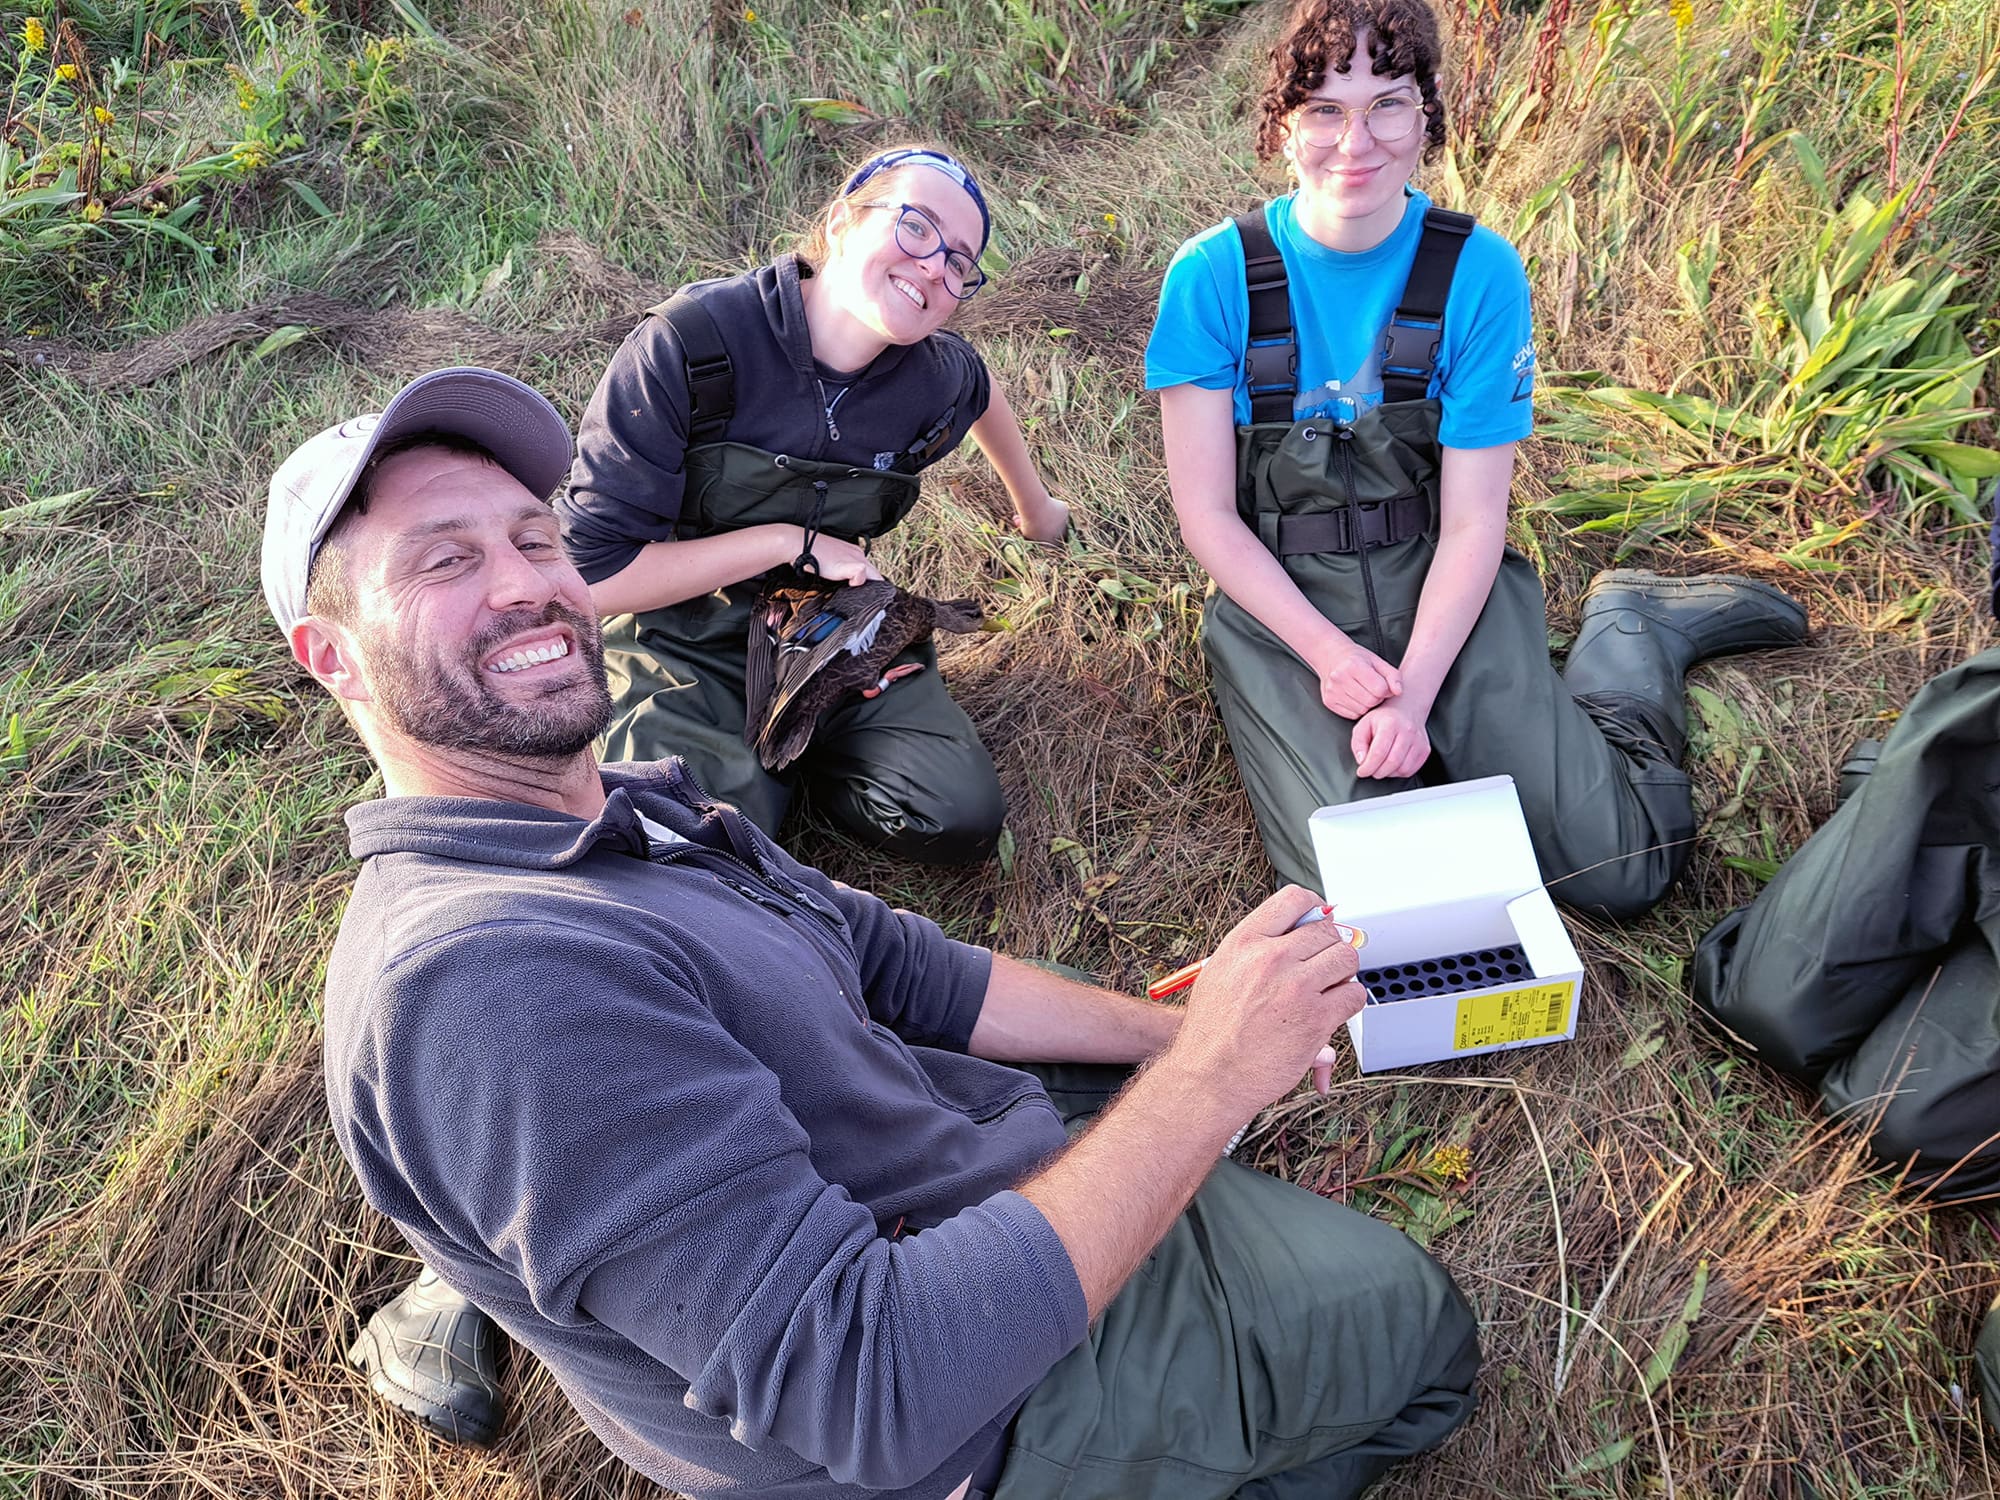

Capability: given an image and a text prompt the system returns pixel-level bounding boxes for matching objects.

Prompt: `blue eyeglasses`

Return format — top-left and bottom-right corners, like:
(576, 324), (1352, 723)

(841, 147), (991, 253)
(857, 201), (988, 300)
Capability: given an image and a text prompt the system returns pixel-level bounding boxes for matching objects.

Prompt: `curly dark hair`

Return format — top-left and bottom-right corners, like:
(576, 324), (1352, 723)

(1254, 0), (1449, 164)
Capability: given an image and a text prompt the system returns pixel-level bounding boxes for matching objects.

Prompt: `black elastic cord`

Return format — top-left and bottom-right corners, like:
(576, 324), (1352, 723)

(794, 480), (831, 575)
(1336, 429), (1387, 655)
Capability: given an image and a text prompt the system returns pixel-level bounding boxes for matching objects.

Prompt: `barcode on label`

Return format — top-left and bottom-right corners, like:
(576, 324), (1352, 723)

(1453, 982), (1575, 1052)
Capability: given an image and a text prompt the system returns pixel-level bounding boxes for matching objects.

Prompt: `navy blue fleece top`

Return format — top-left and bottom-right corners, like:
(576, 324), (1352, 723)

(560, 255), (992, 584)
(322, 760), (1086, 1497)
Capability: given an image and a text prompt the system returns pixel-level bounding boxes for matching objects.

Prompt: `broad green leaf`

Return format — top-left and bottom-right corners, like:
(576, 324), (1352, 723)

(249, 325), (314, 362)
(1567, 1436), (1636, 1474)
(1909, 442), (2000, 478)
(795, 98), (875, 124)
(283, 177), (335, 218)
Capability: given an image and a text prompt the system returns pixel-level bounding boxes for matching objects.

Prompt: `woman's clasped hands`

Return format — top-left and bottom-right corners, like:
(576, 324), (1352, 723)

(1309, 629), (1433, 781)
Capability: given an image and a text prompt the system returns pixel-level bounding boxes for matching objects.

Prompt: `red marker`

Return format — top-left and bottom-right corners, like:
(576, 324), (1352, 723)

(1146, 905), (1367, 1001)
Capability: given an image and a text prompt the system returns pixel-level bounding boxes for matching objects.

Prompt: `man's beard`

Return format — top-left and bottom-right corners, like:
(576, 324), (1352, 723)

(366, 602), (614, 759)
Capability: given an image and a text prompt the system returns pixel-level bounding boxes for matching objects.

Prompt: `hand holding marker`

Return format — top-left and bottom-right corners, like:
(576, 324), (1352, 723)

(1149, 905), (1366, 1000)
(1151, 904), (1367, 1102)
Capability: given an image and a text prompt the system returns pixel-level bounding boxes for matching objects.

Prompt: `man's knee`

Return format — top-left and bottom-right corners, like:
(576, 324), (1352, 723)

(1219, 1176), (1481, 1402)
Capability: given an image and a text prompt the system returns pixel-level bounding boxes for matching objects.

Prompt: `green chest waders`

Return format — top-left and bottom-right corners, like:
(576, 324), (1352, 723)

(1692, 647), (2000, 1202)
(598, 294), (1005, 863)
(1199, 207), (1694, 915)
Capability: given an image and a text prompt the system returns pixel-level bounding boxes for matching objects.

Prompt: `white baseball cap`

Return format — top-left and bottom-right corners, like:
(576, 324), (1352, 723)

(261, 366), (573, 634)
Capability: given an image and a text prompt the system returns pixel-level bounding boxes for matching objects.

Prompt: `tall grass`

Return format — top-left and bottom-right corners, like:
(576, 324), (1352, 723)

(3, 0), (1998, 1495)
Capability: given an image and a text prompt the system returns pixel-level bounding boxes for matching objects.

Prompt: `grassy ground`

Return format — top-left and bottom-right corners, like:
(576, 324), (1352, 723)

(4, 0), (2000, 1494)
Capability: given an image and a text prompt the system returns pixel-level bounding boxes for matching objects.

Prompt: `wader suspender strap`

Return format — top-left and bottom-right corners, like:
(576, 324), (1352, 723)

(653, 293), (954, 473)
(650, 294), (735, 444)
(1233, 204), (1477, 416)
(1235, 203), (1476, 561)
(1379, 208), (1474, 404)
(1233, 209), (1297, 425)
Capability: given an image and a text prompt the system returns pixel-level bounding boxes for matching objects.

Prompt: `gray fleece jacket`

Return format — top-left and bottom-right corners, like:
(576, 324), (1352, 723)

(323, 759), (1087, 1497)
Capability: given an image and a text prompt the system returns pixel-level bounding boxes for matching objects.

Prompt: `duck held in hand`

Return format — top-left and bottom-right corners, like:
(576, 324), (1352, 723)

(744, 579), (987, 771)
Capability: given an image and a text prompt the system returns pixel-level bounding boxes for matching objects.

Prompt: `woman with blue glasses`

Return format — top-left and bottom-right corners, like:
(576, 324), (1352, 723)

(563, 144), (1066, 862)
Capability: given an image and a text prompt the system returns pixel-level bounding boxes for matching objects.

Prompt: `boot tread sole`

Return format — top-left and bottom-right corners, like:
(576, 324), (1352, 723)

(346, 1324), (503, 1447)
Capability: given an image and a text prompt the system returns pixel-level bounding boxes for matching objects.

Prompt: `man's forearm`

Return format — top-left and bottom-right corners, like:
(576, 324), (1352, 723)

(967, 953), (1181, 1064)
(1016, 1054), (1238, 1319)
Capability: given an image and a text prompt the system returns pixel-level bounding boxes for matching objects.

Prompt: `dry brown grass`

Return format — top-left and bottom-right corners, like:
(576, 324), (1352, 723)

(4, 0), (1999, 1496)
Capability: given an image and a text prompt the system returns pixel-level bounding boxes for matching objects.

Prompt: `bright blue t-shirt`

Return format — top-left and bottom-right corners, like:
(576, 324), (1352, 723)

(1145, 190), (1536, 449)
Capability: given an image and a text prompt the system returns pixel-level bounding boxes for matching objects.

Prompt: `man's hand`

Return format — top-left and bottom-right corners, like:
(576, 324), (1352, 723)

(1166, 886), (1367, 1116)
(1352, 698), (1433, 780)
(1017, 886), (1366, 1319)
(1312, 635), (1403, 719)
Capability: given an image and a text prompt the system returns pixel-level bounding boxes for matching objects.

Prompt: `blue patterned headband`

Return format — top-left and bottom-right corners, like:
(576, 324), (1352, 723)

(840, 149), (991, 255)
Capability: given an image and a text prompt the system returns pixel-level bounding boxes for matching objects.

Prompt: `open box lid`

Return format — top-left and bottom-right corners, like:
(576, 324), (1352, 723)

(1308, 775), (1544, 924)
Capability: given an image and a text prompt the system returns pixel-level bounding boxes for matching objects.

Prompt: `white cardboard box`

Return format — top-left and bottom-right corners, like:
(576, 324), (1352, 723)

(1308, 775), (1583, 1072)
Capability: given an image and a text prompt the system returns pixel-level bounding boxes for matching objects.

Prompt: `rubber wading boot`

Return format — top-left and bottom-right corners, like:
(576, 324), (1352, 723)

(347, 1266), (504, 1446)
(1561, 570), (1810, 760)
(1836, 737), (1883, 807)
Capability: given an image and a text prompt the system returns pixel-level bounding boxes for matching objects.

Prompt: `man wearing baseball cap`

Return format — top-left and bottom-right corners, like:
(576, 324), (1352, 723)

(274, 366), (1479, 1500)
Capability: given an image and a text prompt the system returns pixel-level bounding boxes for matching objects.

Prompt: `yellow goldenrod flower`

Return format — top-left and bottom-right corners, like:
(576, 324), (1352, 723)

(1670, 0), (1694, 31)
(22, 17), (47, 53)
(240, 0), (259, 16)
(294, 0), (317, 16)
(743, 7), (756, 19)
(82, 200), (105, 222)
(93, 105), (115, 126)
(55, 61), (77, 81)
(1427, 1144), (1473, 1183)
(1104, 212), (1117, 225)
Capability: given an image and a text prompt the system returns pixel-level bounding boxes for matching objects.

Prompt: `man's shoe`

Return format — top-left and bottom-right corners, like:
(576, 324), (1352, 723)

(347, 1266), (504, 1446)
(1836, 737), (1882, 807)
(1563, 570), (1809, 755)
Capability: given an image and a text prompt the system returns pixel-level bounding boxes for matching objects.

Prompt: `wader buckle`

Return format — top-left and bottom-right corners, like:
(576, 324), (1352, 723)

(1271, 495), (1430, 556)
(1245, 342), (1298, 398)
(1379, 319), (1443, 391)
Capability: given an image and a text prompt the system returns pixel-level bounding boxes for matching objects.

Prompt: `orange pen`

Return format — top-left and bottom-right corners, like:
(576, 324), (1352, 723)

(1147, 905), (1367, 1001)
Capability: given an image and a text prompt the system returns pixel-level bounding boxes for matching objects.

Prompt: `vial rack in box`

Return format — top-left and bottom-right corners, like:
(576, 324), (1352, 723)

(1360, 945), (1530, 1003)
(1309, 776), (1585, 1071)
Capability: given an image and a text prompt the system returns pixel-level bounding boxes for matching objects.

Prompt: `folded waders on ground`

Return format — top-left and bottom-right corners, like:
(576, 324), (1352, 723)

(1981, 1297), (2000, 1434)
(1202, 209), (1697, 919)
(991, 1064), (1480, 1500)
(1692, 647), (2000, 1203)
(597, 295), (1004, 863)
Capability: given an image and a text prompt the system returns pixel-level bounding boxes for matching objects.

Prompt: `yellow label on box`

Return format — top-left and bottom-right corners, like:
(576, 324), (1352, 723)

(1453, 982), (1574, 1052)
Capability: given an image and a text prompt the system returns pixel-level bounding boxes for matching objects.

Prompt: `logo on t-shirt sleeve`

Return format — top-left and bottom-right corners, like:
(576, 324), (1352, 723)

(1511, 340), (1537, 402)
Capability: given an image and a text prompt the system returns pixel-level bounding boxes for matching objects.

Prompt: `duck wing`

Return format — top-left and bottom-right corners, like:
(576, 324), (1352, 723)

(741, 592), (790, 751)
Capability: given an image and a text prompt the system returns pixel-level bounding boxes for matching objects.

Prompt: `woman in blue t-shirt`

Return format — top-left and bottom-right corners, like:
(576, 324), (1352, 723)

(562, 145), (1068, 865)
(1148, 0), (1807, 917)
